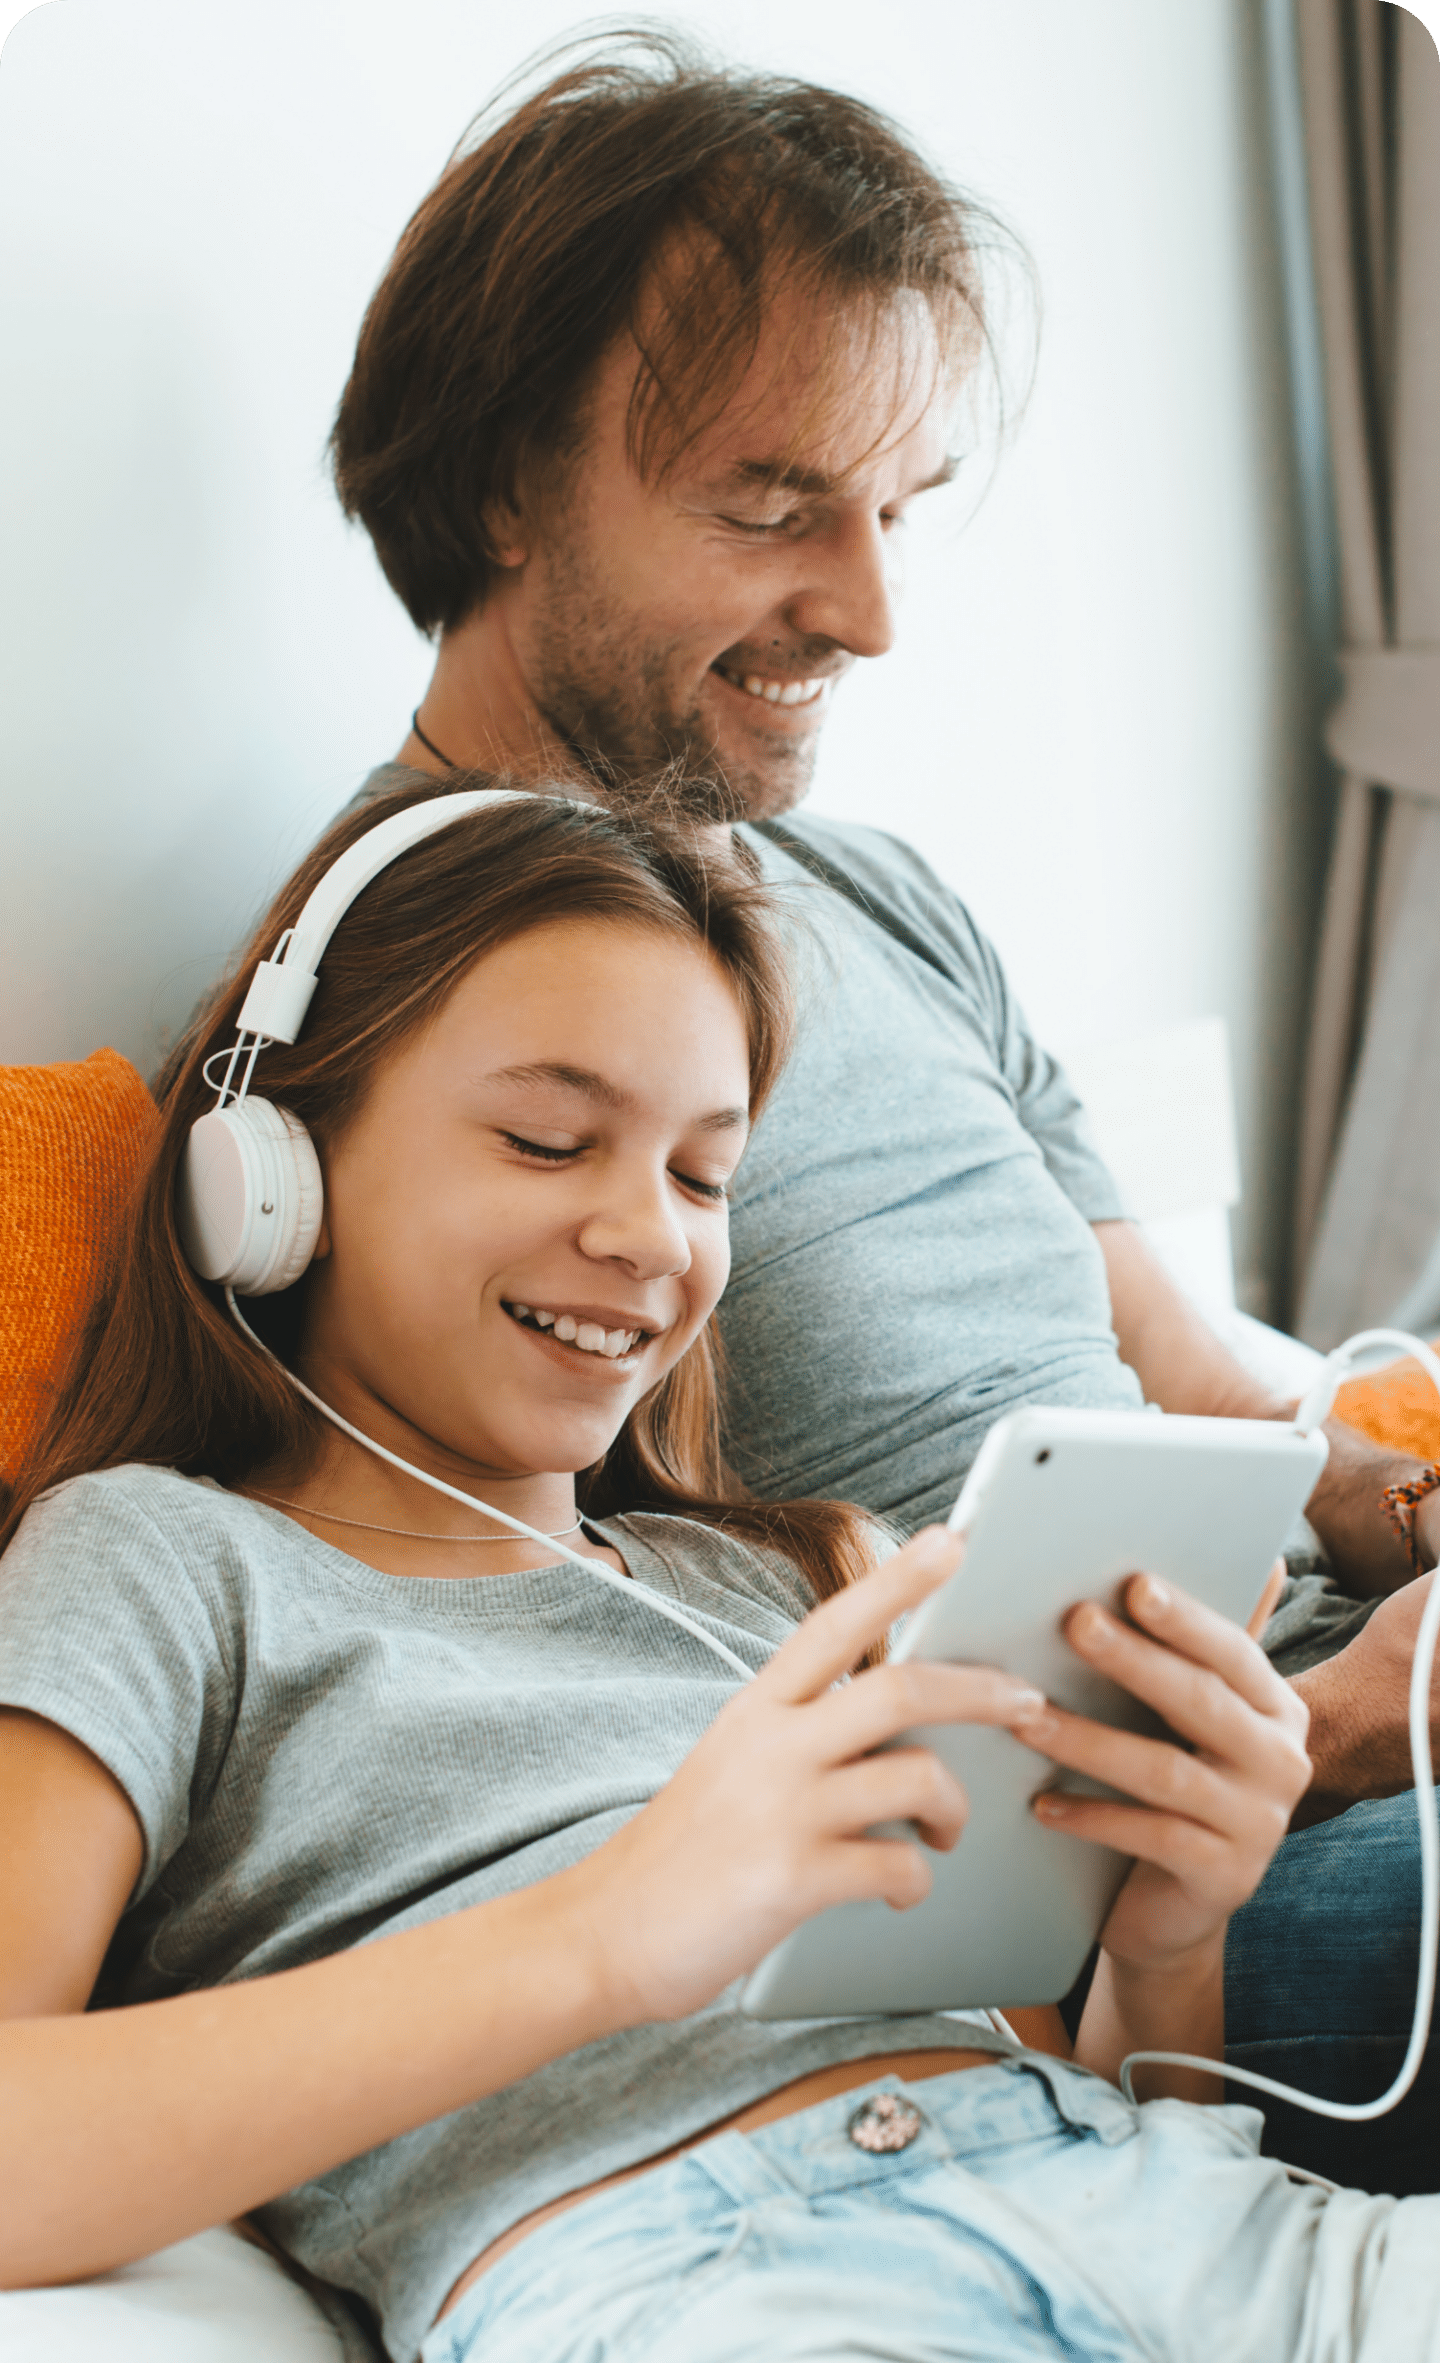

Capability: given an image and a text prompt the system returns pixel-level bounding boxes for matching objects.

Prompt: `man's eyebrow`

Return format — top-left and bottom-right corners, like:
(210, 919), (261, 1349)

(724, 451), (961, 500)
(485, 1062), (748, 1133)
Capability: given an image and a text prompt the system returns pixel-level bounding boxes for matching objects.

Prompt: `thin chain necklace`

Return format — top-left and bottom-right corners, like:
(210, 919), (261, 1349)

(254, 1494), (585, 1545)
(410, 708), (458, 770)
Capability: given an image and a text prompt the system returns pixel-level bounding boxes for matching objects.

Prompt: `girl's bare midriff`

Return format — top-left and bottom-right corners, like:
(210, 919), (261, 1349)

(435, 2039), (1021, 2324)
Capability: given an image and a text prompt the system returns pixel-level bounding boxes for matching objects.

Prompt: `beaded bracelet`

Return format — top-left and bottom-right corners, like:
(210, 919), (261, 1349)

(1381, 1465), (1440, 1580)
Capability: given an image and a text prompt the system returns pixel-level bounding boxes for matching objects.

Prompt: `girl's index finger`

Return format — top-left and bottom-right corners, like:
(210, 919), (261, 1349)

(756, 1527), (964, 1704)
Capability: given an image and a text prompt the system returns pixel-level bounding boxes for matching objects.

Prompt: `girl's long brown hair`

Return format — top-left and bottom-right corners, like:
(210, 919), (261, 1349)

(1, 779), (884, 1631)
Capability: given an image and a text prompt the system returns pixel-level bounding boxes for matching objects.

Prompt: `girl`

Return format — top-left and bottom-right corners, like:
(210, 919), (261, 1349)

(0, 783), (1425, 2363)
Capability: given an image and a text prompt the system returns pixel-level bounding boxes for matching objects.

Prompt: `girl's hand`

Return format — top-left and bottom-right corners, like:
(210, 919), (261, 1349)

(565, 1527), (1047, 2026)
(1015, 1564), (1310, 1980)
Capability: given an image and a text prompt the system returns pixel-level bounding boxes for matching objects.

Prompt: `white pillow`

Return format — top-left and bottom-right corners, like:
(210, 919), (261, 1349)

(0, 2226), (348, 2362)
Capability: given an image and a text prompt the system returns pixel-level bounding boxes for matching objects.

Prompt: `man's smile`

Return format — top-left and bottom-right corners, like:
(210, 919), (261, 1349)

(709, 662), (838, 726)
(713, 664), (829, 708)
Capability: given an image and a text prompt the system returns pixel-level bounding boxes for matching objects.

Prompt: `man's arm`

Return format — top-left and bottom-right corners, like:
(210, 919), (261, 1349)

(1284, 1576), (1440, 1824)
(1095, 1218), (1440, 1819)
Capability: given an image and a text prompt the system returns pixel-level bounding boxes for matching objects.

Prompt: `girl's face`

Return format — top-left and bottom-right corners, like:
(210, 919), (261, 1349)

(300, 918), (752, 1481)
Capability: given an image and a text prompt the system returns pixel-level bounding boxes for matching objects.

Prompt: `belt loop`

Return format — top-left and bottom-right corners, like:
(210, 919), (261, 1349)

(682, 2127), (803, 2206)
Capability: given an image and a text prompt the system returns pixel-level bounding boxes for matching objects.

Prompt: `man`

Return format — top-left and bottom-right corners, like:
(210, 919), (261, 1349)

(328, 33), (1435, 2184)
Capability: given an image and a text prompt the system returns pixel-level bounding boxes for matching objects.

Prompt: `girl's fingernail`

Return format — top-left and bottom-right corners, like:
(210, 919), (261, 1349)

(1138, 1576), (1169, 1611)
(1010, 1687), (1047, 1714)
(1034, 1792), (1069, 1818)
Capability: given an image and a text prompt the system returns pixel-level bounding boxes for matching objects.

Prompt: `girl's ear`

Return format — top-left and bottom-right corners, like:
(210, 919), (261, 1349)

(310, 1210), (332, 1262)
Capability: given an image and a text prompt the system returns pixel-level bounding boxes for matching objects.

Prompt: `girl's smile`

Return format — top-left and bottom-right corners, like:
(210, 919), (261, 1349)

(501, 1299), (658, 1369)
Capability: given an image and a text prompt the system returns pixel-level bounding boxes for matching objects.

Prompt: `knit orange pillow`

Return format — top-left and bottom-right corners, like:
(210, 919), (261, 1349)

(1334, 1347), (1440, 1465)
(0, 1049), (159, 1481)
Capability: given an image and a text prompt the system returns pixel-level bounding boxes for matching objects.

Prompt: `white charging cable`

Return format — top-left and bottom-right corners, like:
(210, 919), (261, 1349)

(1120, 1326), (1440, 2119)
(224, 1289), (757, 1682)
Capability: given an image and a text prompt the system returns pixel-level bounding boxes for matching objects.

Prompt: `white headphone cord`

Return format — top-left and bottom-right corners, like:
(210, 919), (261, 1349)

(1121, 1326), (1440, 2120)
(223, 1289), (757, 1683)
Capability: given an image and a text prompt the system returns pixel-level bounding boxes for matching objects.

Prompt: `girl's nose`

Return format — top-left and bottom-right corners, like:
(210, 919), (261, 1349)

(577, 1173), (691, 1280)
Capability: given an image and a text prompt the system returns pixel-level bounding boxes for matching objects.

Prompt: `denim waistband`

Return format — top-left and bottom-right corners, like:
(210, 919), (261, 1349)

(682, 2054), (1140, 2213)
(422, 2056), (1182, 2363)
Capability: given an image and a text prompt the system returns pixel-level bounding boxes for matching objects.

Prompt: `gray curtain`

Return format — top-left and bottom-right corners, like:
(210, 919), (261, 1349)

(1293, 0), (1440, 1348)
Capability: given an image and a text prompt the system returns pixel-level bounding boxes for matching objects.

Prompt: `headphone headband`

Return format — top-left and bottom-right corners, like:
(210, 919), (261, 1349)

(236, 788), (576, 1045)
(181, 784), (595, 1293)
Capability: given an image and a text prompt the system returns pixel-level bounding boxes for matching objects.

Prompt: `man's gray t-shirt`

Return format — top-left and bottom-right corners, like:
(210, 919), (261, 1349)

(351, 769), (1143, 1532)
(0, 1467), (1011, 2361)
(723, 816), (1142, 1525)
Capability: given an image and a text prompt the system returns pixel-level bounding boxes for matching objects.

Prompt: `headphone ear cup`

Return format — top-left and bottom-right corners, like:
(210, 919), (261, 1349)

(262, 1103), (326, 1293)
(179, 1100), (324, 1295)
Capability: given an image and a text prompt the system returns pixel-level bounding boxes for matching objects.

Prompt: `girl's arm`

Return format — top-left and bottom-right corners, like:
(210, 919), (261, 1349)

(0, 1706), (631, 2285)
(1008, 1566), (1310, 2100)
(2, 1528), (1048, 2290)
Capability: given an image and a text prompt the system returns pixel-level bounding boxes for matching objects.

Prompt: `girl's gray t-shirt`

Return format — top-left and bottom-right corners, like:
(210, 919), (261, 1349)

(0, 1466), (1012, 2361)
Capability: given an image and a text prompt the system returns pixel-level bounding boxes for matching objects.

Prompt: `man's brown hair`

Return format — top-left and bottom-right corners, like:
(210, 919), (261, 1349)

(331, 28), (1008, 636)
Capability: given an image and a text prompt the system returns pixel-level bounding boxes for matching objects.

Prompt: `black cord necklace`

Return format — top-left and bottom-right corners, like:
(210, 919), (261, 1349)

(411, 708), (458, 771)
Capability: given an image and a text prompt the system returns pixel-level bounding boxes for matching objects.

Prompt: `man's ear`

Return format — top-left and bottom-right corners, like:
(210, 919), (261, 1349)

(483, 496), (530, 571)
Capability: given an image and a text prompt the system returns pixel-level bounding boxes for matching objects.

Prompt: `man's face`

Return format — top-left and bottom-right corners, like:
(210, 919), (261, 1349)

(493, 293), (958, 821)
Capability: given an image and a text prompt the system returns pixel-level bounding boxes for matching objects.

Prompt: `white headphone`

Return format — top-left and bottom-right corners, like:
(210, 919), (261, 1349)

(175, 786), (760, 1685)
(178, 790), (551, 1294)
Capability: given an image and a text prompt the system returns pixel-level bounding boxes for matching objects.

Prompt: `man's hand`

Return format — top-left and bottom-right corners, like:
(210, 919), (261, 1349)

(1289, 1571), (1440, 1825)
(1301, 1416), (1439, 1600)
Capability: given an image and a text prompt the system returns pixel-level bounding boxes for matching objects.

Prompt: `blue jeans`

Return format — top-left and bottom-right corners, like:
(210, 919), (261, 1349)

(1226, 1790), (1440, 2192)
(420, 2058), (1440, 2363)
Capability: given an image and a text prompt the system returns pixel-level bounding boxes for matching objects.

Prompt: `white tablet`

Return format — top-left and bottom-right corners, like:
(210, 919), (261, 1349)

(741, 1405), (1328, 2021)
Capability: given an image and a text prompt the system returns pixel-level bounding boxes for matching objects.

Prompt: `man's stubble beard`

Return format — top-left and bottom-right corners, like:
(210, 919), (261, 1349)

(526, 538), (818, 828)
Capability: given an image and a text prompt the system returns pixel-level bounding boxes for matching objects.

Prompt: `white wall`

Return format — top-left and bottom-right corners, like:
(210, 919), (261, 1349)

(0, 0), (1328, 1309)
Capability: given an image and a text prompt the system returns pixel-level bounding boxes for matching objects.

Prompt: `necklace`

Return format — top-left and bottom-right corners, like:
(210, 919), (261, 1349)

(410, 707), (458, 771)
(254, 1494), (585, 1544)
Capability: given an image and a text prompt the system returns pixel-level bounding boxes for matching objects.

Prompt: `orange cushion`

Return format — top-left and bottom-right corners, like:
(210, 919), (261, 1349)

(0, 1049), (159, 1480)
(1335, 1346), (1440, 1465)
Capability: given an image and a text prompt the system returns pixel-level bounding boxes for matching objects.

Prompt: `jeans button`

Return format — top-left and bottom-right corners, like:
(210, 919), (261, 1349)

(847, 2093), (924, 2153)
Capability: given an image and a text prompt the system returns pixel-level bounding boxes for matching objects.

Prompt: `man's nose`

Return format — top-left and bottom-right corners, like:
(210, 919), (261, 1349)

(786, 513), (898, 659)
